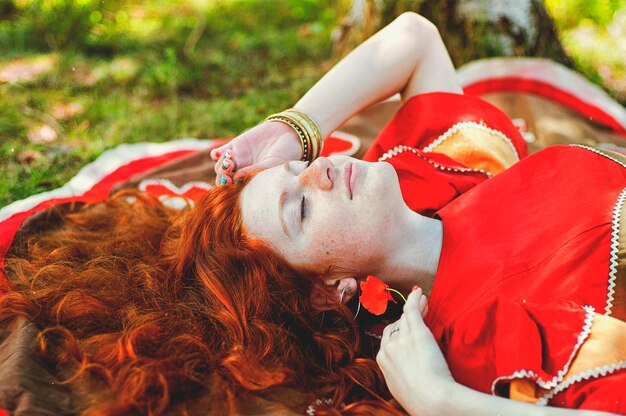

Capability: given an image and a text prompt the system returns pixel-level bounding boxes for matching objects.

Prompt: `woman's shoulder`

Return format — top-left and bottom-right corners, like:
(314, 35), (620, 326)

(363, 92), (528, 163)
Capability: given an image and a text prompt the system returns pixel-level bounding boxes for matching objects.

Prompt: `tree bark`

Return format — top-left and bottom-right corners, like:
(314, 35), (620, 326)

(333, 0), (573, 68)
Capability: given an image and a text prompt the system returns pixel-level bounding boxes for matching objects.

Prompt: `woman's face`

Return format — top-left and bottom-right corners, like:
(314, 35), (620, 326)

(240, 155), (404, 295)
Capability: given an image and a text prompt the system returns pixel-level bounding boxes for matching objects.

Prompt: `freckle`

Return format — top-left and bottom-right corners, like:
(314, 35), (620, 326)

(330, 239), (335, 243)
(326, 251), (330, 255)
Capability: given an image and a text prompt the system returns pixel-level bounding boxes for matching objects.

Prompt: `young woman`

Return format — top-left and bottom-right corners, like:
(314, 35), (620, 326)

(210, 10), (626, 415)
(1, 11), (624, 416)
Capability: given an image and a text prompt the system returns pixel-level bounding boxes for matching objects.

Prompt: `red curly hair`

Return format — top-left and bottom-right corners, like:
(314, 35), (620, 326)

(1, 178), (401, 415)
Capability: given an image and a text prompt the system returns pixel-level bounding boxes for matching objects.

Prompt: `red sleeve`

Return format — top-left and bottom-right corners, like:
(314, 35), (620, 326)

(385, 150), (489, 217)
(362, 92), (527, 162)
(443, 296), (626, 413)
(442, 297), (593, 397)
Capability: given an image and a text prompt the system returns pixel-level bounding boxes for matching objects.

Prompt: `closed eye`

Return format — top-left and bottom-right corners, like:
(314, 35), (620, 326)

(300, 194), (307, 222)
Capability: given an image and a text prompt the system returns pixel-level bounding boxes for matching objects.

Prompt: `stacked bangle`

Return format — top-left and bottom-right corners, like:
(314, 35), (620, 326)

(265, 108), (323, 163)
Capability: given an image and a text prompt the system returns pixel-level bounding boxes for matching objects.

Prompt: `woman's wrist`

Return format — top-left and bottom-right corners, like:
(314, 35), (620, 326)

(264, 108), (323, 162)
(403, 380), (457, 416)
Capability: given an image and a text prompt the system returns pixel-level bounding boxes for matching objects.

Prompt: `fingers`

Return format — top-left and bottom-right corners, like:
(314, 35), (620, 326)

(214, 150), (236, 185)
(210, 143), (231, 161)
(419, 294), (428, 318)
(380, 320), (399, 347)
(403, 288), (429, 332)
(381, 288), (429, 347)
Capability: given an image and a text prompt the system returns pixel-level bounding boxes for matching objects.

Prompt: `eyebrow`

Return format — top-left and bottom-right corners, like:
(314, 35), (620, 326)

(278, 161), (291, 238)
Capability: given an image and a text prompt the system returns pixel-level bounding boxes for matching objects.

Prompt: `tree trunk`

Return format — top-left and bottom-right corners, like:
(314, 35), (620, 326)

(333, 0), (573, 68)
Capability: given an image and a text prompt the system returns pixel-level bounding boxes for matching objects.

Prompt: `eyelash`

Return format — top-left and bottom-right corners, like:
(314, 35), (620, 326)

(300, 195), (307, 222)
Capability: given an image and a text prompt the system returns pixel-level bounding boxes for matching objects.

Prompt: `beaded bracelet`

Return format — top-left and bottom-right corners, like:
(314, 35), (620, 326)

(285, 109), (322, 160)
(265, 108), (323, 163)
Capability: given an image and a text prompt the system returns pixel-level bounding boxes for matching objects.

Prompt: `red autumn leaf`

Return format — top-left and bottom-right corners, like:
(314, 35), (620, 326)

(359, 275), (396, 316)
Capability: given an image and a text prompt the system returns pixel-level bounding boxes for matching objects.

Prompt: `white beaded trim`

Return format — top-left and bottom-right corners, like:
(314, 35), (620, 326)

(570, 144), (626, 316)
(542, 305), (596, 389)
(570, 144), (626, 169)
(306, 398), (334, 416)
(490, 305), (595, 396)
(490, 369), (540, 398)
(606, 188), (626, 316)
(378, 145), (492, 178)
(536, 360), (626, 406)
(422, 121), (520, 161)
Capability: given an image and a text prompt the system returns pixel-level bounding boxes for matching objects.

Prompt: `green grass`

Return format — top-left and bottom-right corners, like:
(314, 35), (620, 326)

(0, 0), (345, 206)
(1, 0), (624, 207)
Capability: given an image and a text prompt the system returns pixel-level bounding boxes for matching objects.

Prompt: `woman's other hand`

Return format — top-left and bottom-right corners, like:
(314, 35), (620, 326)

(376, 288), (454, 416)
(211, 121), (302, 185)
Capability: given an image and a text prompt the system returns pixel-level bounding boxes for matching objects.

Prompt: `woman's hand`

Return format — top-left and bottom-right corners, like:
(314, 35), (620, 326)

(378, 291), (619, 416)
(210, 121), (302, 184)
(376, 288), (454, 416)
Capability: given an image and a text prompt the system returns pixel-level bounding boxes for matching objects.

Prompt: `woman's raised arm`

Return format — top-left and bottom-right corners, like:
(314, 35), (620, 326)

(212, 12), (460, 183)
(295, 11), (461, 138)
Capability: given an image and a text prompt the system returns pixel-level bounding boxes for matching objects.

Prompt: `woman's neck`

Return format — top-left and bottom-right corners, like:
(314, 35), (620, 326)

(376, 206), (442, 296)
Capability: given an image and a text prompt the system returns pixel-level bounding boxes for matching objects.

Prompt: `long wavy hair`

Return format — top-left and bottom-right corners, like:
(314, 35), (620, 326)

(0, 178), (400, 415)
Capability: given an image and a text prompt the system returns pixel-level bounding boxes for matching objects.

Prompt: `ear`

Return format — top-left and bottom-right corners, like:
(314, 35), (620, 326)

(311, 277), (358, 311)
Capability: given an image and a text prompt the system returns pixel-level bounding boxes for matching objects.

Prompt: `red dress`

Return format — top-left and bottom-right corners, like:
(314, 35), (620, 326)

(363, 92), (528, 216)
(372, 93), (626, 413)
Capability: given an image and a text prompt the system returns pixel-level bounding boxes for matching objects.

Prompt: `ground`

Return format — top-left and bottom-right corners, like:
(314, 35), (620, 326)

(0, 0), (624, 206)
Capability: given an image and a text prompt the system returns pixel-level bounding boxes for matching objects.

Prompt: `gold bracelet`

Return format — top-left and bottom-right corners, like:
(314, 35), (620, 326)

(285, 108), (322, 159)
(273, 112), (314, 162)
(265, 114), (311, 162)
(264, 108), (323, 163)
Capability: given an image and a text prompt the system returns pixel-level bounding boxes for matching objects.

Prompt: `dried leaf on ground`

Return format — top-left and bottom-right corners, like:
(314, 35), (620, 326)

(17, 150), (44, 166)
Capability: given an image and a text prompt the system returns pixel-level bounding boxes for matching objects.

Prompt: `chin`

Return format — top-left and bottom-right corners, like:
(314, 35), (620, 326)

(376, 161), (402, 195)
(355, 162), (402, 207)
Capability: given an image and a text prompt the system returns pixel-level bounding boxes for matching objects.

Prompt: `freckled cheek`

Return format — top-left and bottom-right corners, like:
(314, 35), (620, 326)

(308, 227), (364, 262)
(309, 230), (336, 259)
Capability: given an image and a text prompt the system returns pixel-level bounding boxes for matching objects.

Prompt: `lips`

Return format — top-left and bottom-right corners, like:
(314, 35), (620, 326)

(344, 162), (353, 199)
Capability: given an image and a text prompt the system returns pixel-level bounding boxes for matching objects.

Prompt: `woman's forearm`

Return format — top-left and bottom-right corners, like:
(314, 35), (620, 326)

(294, 12), (461, 138)
(430, 381), (617, 416)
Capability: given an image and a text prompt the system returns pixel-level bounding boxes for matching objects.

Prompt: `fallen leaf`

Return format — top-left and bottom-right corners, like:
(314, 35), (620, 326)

(17, 150), (43, 165)
(37, 181), (53, 189)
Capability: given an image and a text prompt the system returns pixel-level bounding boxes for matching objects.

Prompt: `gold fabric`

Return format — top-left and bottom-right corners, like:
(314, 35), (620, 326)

(429, 126), (519, 175)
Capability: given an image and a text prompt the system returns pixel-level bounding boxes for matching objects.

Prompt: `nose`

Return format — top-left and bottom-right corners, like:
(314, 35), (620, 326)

(299, 157), (334, 191)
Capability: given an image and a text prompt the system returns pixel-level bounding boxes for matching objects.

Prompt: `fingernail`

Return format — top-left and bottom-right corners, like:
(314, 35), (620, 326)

(220, 176), (227, 185)
(222, 159), (230, 170)
(224, 151), (232, 159)
(412, 285), (420, 292)
(212, 150), (221, 158)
